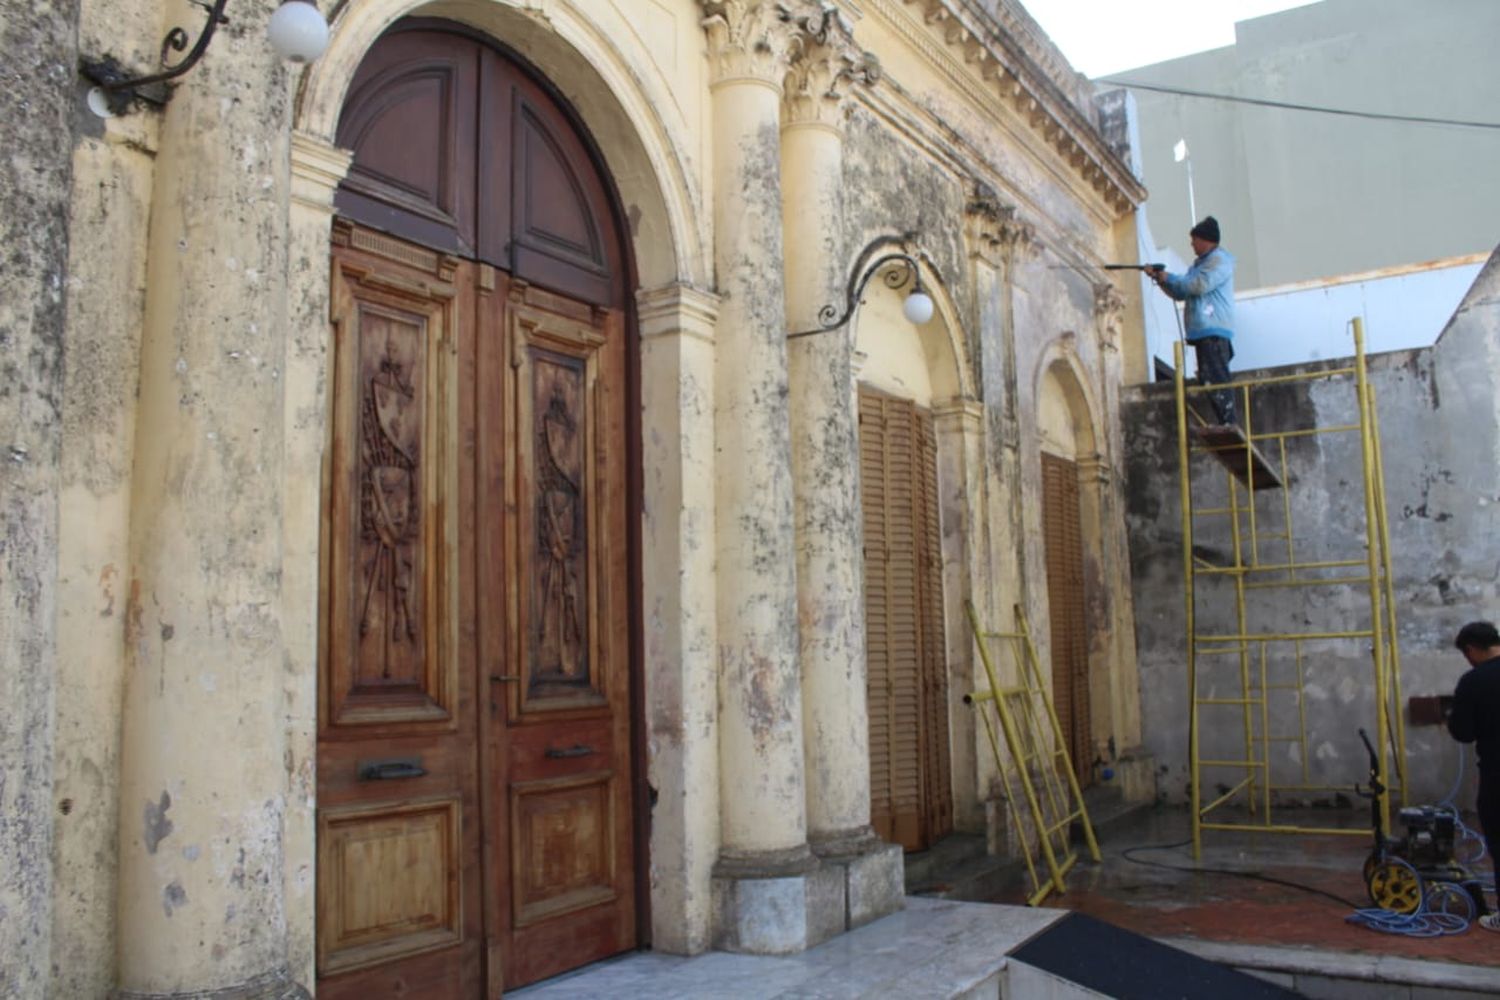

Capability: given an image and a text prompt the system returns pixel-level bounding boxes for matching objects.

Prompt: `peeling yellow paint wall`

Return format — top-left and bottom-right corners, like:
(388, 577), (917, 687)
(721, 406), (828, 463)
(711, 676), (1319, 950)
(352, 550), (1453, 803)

(28, 0), (1152, 990)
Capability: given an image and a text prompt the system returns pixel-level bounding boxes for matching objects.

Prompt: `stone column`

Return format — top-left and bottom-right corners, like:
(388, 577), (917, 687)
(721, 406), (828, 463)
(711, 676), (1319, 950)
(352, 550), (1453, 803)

(637, 281), (722, 955)
(1089, 281), (1153, 801)
(114, 5), (303, 994)
(0, 4), (77, 996)
(932, 398), (988, 836)
(700, 0), (840, 953)
(780, 7), (902, 929)
(963, 194), (1039, 855)
(281, 132), (353, 989)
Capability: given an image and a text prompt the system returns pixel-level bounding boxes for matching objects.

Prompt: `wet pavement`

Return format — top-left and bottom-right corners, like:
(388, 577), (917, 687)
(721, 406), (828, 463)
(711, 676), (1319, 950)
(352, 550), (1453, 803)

(981, 804), (1500, 971)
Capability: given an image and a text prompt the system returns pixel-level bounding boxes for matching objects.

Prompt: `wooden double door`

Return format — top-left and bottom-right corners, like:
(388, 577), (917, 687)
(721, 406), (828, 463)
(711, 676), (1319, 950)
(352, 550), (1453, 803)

(315, 24), (639, 997)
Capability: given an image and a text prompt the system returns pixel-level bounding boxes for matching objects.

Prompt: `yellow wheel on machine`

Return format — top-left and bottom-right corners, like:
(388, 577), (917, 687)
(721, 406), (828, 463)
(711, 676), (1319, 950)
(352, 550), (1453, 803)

(1367, 859), (1422, 914)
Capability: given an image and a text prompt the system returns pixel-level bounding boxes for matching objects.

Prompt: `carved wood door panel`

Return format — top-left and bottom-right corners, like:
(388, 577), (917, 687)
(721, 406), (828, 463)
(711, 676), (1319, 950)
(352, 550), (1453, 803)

(479, 276), (635, 990)
(317, 225), (482, 999)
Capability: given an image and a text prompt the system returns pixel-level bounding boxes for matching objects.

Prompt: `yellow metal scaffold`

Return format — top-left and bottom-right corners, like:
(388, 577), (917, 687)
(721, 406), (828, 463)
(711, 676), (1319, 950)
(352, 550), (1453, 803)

(964, 601), (1100, 904)
(1175, 317), (1407, 859)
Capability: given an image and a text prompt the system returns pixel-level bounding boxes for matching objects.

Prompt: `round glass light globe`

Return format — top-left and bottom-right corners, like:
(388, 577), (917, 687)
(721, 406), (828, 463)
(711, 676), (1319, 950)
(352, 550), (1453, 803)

(268, 1), (329, 64)
(902, 290), (935, 325)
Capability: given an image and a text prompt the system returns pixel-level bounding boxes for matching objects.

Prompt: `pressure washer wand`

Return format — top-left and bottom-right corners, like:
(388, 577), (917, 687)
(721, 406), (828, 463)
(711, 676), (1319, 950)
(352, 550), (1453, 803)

(1049, 262), (1166, 274)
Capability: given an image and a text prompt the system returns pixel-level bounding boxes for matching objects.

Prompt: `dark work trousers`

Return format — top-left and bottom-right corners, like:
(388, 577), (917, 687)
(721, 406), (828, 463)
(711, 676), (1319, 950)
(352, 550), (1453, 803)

(1192, 335), (1236, 425)
(1479, 773), (1500, 891)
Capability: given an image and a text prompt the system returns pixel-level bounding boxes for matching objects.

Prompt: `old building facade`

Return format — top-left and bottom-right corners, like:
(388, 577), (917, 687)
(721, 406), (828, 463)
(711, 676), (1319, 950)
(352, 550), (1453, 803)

(1, 0), (1152, 996)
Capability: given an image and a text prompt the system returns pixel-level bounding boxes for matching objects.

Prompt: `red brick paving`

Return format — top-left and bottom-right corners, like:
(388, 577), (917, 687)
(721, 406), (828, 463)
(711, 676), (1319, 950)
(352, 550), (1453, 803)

(988, 809), (1500, 970)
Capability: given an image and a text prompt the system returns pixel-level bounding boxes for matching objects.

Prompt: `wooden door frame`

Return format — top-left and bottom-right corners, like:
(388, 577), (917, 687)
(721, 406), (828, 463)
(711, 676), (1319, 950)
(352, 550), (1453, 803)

(317, 21), (651, 992)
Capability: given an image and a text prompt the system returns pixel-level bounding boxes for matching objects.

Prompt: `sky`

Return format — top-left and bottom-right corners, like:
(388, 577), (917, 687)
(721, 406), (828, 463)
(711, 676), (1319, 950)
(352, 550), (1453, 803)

(1018, 0), (1318, 79)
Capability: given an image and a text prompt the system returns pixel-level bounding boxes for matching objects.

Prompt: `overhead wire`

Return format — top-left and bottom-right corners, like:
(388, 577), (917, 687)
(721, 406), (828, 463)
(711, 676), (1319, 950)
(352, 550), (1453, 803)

(1094, 78), (1500, 132)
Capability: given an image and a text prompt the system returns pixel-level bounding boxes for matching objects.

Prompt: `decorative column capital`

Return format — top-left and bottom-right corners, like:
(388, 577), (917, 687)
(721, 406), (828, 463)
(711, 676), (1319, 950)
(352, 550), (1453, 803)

(963, 187), (1039, 268)
(1094, 280), (1126, 352)
(1076, 452), (1112, 486)
(700, 1), (801, 87)
(782, 3), (879, 130)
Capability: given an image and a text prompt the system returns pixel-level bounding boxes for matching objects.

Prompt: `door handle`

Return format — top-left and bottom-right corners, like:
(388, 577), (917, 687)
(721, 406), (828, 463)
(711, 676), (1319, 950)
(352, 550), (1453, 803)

(544, 744), (596, 759)
(359, 757), (427, 781)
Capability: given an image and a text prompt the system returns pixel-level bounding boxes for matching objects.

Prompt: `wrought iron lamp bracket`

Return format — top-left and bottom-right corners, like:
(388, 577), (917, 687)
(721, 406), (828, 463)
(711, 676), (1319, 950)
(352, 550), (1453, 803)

(81, 0), (233, 113)
(788, 234), (927, 340)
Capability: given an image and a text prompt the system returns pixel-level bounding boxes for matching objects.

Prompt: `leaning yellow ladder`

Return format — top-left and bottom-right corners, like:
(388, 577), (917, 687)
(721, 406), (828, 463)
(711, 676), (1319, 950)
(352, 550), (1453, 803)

(964, 601), (1100, 905)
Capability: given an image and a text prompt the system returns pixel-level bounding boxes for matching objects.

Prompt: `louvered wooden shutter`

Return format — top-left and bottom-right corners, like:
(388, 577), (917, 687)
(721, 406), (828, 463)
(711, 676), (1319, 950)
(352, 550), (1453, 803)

(915, 412), (953, 840)
(860, 387), (952, 851)
(1041, 451), (1091, 784)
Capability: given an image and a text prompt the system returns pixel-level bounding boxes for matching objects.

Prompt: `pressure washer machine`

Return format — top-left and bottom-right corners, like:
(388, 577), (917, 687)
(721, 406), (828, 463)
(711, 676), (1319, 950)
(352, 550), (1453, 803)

(1356, 728), (1486, 917)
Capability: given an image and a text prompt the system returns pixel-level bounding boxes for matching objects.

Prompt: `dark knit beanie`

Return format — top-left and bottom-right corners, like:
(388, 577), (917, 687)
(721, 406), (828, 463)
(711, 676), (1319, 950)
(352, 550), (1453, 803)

(1190, 216), (1220, 243)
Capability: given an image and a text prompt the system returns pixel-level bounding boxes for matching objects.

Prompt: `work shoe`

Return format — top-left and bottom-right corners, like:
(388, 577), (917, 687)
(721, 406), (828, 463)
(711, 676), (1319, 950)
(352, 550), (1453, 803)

(1479, 912), (1500, 932)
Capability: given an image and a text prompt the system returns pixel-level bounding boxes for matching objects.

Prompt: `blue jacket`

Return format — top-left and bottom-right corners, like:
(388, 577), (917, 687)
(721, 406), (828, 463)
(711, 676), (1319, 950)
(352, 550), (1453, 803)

(1161, 246), (1235, 341)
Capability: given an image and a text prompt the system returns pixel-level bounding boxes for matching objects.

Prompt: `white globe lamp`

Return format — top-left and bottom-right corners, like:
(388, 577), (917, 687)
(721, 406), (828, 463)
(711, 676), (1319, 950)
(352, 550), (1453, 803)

(268, 1), (329, 64)
(902, 289), (935, 326)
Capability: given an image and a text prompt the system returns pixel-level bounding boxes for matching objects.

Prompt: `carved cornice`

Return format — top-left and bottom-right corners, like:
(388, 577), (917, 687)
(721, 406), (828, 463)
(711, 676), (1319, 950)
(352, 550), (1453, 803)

(700, 1), (800, 87)
(868, 0), (1145, 215)
(290, 131), (352, 213)
(782, 3), (881, 129)
(636, 281), (722, 345)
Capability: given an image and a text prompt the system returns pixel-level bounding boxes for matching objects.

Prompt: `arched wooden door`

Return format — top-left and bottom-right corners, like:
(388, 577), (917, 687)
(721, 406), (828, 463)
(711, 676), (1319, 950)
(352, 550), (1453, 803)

(315, 23), (640, 997)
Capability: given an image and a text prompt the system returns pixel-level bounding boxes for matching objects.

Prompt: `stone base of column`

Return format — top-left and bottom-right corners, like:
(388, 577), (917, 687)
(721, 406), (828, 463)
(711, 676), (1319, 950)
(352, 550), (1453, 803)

(114, 969), (309, 1000)
(811, 829), (905, 930)
(1113, 749), (1158, 803)
(711, 847), (845, 954)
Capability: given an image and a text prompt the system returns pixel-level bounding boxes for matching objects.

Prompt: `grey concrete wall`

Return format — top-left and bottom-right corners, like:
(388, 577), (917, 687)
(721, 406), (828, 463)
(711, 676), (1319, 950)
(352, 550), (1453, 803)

(0, 1), (78, 994)
(1112, 0), (1500, 290)
(1123, 248), (1500, 808)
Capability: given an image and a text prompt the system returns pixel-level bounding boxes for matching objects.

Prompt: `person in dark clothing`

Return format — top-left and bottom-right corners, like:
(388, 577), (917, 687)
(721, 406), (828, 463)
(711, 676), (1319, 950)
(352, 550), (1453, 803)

(1149, 216), (1237, 426)
(1447, 619), (1500, 930)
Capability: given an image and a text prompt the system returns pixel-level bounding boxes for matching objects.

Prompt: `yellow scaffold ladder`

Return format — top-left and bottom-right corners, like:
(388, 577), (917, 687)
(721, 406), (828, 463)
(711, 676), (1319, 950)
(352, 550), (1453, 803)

(964, 600), (1100, 905)
(1175, 317), (1407, 859)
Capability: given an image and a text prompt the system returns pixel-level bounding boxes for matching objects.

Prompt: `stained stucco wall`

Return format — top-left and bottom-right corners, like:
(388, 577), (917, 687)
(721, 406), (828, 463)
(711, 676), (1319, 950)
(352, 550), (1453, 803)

(24, 0), (1151, 989)
(0, 1), (78, 994)
(1124, 248), (1500, 807)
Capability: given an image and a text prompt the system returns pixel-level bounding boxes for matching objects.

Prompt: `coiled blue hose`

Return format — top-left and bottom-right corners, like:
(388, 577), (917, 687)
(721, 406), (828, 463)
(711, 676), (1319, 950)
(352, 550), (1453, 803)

(1348, 745), (1496, 935)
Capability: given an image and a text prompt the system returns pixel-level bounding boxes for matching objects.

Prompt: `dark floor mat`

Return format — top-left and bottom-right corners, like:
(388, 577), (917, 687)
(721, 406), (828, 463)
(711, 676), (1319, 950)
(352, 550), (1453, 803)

(1009, 911), (1298, 999)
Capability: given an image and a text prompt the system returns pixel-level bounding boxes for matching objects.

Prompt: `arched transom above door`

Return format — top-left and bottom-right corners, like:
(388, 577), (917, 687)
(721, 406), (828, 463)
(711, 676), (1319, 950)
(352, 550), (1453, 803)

(334, 23), (624, 307)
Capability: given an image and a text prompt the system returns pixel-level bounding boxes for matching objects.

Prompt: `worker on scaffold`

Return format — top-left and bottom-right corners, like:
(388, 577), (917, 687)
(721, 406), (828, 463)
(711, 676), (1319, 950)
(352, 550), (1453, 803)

(1448, 620), (1500, 931)
(1149, 216), (1237, 427)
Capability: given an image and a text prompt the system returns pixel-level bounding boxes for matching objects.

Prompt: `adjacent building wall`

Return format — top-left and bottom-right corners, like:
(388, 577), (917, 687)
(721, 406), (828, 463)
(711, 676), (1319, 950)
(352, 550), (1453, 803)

(1112, 0), (1500, 291)
(1123, 247), (1500, 807)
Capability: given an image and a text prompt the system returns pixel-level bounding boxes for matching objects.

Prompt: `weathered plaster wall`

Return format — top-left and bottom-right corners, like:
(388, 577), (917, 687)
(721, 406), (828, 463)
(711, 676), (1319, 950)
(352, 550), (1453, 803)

(27, 0), (1152, 984)
(0, 2), (78, 994)
(48, 107), (156, 1000)
(841, 2), (1150, 830)
(46, 8), (161, 996)
(1124, 249), (1500, 807)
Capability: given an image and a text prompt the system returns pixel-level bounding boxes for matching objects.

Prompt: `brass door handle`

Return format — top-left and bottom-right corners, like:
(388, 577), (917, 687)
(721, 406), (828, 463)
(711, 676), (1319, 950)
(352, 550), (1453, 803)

(490, 674), (521, 683)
